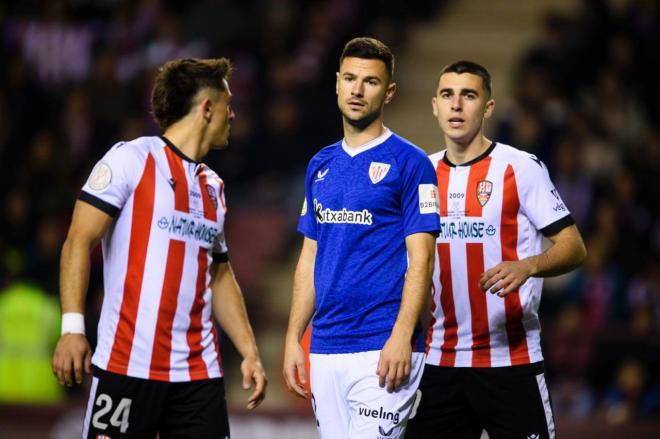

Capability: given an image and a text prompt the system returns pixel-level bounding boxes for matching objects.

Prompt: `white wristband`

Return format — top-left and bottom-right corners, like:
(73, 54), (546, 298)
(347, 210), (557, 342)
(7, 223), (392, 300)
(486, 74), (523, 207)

(61, 313), (86, 335)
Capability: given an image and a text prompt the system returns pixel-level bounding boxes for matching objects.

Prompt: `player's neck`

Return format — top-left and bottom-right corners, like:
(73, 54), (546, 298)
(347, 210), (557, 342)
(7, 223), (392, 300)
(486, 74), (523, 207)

(342, 119), (387, 148)
(445, 134), (491, 165)
(163, 123), (206, 162)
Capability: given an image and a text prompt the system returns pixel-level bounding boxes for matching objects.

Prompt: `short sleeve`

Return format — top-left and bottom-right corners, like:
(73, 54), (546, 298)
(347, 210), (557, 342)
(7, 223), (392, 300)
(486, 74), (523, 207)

(79, 142), (143, 217)
(297, 160), (318, 240)
(212, 181), (229, 261)
(212, 231), (229, 262)
(518, 155), (574, 236)
(400, 151), (441, 237)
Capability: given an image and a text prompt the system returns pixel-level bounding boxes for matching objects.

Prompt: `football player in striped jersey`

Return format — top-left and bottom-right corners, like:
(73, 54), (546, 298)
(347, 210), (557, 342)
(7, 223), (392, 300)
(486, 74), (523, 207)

(406, 61), (586, 439)
(52, 58), (266, 438)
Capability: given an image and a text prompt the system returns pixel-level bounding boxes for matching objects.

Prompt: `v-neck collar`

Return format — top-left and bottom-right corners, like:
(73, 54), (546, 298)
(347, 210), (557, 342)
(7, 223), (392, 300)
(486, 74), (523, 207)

(341, 128), (393, 157)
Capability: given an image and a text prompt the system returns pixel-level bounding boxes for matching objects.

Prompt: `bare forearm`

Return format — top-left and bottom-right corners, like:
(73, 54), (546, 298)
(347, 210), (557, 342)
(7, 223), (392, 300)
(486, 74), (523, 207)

(213, 265), (259, 359)
(392, 255), (433, 338)
(286, 261), (315, 343)
(59, 238), (92, 313)
(392, 233), (435, 338)
(525, 225), (587, 278)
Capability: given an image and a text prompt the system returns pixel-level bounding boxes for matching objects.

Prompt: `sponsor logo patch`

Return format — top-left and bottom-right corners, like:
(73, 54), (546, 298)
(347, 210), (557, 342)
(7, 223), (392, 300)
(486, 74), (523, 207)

(369, 162), (391, 184)
(313, 199), (372, 225)
(300, 198), (307, 216)
(358, 406), (400, 425)
(166, 214), (219, 245)
(88, 161), (112, 191)
(476, 180), (493, 207)
(418, 184), (440, 214)
(440, 220), (496, 239)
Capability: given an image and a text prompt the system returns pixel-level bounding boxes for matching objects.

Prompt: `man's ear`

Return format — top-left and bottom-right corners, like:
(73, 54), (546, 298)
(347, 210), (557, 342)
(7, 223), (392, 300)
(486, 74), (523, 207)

(484, 98), (495, 120)
(200, 96), (213, 122)
(384, 81), (397, 105)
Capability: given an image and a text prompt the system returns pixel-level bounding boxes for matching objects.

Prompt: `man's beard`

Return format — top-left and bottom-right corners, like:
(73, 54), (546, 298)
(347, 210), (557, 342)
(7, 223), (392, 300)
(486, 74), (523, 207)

(341, 106), (381, 130)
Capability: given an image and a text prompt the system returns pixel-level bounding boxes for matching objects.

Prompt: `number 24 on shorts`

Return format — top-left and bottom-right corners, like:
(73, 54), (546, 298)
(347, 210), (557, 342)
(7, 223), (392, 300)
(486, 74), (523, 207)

(92, 393), (132, 434)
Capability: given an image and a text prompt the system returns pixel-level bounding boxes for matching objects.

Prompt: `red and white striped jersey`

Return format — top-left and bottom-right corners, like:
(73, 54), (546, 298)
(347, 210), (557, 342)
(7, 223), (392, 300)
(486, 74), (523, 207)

(425, 142), (573, 368)
(80, 136), (228, 382)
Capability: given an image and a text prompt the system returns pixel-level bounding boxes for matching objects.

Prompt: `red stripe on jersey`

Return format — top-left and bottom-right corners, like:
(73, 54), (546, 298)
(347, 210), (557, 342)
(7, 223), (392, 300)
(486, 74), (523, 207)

(437, 243), (457, 367)
(501, 165), (530, 365)
(436, 161), (451, 217)
(164, 146), (189, 212)
(149, 239), (186, 380)
(107, 154), (156, 375)
(187, 247), (210, 380)
(465, 156), (492, 217)
(466, 243), (491, 367)
(198, 173), (218, 222)
(211, 321), (222, 371)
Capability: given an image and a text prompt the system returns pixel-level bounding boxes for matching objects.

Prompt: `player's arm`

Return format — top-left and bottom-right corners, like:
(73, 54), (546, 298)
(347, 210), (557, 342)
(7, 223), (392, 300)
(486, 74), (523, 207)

(283, 237), (317, 399)
(211, 261), (267, 410)
(378, 232), (435, 392)
(480, 224), (587, 296)
(52, 200), (113, 386)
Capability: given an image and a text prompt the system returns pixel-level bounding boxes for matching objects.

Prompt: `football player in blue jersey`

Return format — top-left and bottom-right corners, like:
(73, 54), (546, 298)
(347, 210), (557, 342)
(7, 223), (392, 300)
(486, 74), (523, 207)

(283, 37), (441, 439)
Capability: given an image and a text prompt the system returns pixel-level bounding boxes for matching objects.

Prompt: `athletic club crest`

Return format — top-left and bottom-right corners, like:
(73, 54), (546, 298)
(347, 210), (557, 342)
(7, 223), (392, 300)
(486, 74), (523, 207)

(476, 180), (493, 206)
(369, 162), (391, 184)
(206, 184), (218, 209)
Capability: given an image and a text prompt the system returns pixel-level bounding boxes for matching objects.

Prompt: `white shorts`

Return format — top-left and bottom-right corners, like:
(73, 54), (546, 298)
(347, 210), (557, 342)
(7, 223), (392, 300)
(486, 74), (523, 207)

(309, 350), (425, 439)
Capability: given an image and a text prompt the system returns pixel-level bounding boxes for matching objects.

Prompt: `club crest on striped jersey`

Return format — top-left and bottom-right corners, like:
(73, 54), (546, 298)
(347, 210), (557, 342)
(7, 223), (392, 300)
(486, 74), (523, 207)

(369, 162), (391, 184)
(476, 180), (493, 206)
(206, 184), (218, 209)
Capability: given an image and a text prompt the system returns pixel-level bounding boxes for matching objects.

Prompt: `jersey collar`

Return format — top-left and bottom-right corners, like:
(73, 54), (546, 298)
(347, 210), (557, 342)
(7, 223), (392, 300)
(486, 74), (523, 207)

(341, 128), (393, 157)
(442, 142), (496, 167)
(160, 135), (200, 164)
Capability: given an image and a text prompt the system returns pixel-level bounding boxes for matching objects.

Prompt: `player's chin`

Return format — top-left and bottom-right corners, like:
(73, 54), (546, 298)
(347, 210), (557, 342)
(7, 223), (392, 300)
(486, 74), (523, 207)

(212, 138), (230, 150)
(342, 109), (379, 129)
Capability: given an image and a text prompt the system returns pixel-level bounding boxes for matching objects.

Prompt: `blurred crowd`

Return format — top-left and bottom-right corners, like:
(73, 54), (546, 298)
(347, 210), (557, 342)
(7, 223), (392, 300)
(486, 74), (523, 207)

(0, 0), (658, 428)
(495, 0), (660, 425)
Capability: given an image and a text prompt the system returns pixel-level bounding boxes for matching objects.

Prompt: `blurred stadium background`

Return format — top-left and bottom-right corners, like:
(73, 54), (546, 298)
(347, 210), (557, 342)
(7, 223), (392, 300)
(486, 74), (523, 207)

(0, 0), (658, 437)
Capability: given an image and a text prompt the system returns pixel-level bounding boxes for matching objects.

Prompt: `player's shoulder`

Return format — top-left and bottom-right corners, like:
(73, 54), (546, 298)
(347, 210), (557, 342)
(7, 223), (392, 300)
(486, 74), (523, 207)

(385, 132), (428, 160)
(199, 163), (224, 185)
(492, 142), (547, 171)
(382, 133), (435, 174)
(308, 140), (341, 165)
(428, 149), (447, 167)
(103, 135), (162, 162)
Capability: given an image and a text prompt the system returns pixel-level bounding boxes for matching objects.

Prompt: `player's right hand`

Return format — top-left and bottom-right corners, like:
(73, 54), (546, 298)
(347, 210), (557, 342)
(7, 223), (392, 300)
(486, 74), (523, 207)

(283, 341), (308, 399)
(52, 334), (92, 386)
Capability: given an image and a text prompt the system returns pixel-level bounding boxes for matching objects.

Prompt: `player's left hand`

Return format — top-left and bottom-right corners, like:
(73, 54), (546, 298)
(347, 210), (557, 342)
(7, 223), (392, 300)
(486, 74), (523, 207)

(479, 259), (534, 297)
(240, 355), (267, 410)
(377, 333), (411, 393)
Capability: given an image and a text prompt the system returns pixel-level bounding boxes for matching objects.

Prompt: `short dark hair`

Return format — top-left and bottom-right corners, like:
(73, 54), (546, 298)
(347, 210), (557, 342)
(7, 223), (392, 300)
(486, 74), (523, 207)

(439, 60), (492, 98)
(340, 37), (395, 80)
(151, 58), (233, 129)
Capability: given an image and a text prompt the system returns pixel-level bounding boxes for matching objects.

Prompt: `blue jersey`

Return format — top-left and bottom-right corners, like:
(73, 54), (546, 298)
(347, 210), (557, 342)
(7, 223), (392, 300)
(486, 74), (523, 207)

(298, 130), (441, 354)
